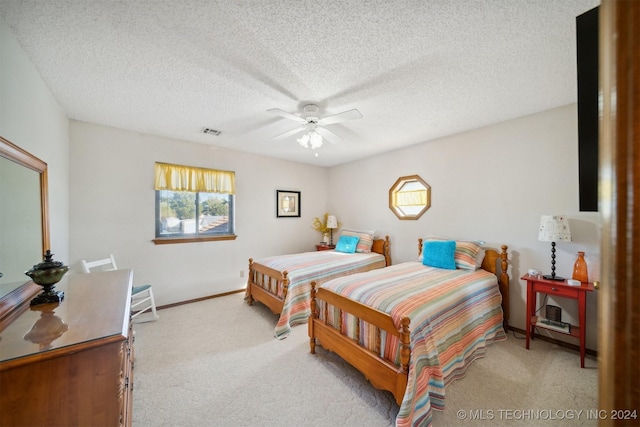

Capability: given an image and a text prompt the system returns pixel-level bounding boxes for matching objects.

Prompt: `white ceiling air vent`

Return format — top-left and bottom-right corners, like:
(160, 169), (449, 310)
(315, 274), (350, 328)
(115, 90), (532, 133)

(202, 128), (221, 136)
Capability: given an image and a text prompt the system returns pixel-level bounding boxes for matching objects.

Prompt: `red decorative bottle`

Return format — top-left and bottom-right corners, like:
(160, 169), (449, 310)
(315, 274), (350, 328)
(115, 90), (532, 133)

(572, 251), (588, 283)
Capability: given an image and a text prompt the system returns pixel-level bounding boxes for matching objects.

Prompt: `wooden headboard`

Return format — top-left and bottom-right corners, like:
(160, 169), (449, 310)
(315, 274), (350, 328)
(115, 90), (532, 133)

(372, 235), (392, 266)
(481, 245), (510, 329)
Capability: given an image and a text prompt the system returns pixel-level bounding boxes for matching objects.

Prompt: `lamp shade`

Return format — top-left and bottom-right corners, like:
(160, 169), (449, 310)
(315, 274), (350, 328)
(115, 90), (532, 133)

(326, 215), (338, 229)
(538, 215), (572, 242)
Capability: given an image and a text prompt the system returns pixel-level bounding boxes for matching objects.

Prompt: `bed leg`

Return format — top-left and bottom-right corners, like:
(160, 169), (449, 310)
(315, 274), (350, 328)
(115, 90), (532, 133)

(309, 281), (317, 354)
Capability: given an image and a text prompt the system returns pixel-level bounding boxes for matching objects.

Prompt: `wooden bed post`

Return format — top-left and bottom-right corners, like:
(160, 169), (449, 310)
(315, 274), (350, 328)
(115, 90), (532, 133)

(309, 281), (317, 354)
(282, 271), (289, 300)
(399, 317), (411, 375)
(499, 245), (509, 328)
(246, 258), (254, 305)
(383, 235), (392, 266)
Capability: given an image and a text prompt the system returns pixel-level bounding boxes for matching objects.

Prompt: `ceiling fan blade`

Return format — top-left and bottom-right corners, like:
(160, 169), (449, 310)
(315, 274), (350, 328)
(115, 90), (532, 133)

(318, 109), (363, 125)
(267, 108), (306, 123)
(316, 127), (341, 144)
(272, 126), (306, 140)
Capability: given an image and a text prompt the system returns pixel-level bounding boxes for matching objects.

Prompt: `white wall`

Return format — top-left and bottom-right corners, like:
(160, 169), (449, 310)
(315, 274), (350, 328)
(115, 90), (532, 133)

(0, 17), (69, 265)
(68, 121), (329, 305)
(329, 104), (600, 350)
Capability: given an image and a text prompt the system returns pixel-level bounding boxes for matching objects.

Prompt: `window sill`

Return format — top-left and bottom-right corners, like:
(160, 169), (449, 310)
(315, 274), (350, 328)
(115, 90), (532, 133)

(152, 235), (237, 245)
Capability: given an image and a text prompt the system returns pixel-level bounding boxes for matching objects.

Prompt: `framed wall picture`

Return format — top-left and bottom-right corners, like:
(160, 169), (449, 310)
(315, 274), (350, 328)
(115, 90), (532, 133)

(276, 190), (301, 218)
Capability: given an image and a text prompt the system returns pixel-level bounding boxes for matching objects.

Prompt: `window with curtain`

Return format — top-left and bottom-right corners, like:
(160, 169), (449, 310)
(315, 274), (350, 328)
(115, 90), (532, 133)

(153, 162), (236, 243)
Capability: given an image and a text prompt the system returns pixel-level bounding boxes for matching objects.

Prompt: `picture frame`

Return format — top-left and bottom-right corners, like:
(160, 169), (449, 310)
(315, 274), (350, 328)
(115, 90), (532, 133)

(276, 190), (301, 218)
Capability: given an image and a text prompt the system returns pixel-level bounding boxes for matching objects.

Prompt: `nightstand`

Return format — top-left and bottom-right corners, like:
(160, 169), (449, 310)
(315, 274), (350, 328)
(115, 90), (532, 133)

(315, 244), (335, 251)
(522, 274), (594, 368)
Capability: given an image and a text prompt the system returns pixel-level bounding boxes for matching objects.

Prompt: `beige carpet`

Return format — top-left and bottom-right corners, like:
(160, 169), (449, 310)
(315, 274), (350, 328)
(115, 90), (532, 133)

(132, 292), (597, 427)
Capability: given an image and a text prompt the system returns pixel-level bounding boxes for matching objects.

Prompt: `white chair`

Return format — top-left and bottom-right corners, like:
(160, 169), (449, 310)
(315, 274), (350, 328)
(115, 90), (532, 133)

(80, 255), (159, 323)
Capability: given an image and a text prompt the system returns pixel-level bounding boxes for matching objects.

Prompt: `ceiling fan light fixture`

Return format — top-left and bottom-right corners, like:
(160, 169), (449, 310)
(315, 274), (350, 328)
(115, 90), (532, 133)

(309, 131), (323, 149)
(297, 131), (323, 149)
(297, 133), (310, 148)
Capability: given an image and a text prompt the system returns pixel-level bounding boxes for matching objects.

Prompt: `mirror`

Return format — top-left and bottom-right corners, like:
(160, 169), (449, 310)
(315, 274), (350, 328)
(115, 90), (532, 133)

(0, 136), (49, 320)
(389, 175), (431, 220)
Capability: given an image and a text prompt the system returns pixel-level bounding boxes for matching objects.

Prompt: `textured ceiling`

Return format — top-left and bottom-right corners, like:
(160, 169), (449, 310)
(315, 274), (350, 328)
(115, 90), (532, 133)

(0, 0), (599, 167)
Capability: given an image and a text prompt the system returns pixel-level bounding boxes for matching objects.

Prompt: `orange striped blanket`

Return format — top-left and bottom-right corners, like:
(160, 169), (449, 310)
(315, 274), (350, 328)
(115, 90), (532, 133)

(319, 261), (506, 427)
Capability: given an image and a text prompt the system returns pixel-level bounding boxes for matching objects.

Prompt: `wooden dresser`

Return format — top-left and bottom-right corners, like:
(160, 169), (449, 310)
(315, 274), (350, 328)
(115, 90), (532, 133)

(0, 269), (134, 427)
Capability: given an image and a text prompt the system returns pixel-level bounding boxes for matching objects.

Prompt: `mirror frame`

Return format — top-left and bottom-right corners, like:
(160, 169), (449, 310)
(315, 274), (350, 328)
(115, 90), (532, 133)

(0, 136), (49, 321)
(389, 174), (431, 220)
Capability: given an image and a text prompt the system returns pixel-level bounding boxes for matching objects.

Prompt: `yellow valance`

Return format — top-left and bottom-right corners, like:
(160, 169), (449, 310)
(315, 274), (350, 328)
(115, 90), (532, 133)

(394, 189), (427, 206)
(154, 162), (235, 194)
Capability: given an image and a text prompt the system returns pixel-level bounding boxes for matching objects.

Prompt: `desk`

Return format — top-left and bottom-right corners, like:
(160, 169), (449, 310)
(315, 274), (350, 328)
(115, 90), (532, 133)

(522, 274), (594, 368)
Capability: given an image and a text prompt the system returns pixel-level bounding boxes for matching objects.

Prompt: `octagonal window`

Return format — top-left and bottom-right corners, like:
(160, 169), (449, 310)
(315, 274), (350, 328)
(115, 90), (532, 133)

(389, 175), (431, 220)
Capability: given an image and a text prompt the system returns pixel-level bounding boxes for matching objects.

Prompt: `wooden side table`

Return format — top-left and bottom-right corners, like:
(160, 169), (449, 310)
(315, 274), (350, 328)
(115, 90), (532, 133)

(315, 244), (335, 251)
(522, 274), (594, 368)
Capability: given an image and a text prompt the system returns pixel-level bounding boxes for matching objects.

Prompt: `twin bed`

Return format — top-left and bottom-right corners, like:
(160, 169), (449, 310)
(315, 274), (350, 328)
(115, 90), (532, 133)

(245, 233), (391, 339)
(246, 235), (509, 427)
(308, 238), (509, 427)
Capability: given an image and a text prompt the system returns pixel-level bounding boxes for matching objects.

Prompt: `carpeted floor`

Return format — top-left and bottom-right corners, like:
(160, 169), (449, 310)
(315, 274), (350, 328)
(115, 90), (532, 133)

(132, 292), (597, 427)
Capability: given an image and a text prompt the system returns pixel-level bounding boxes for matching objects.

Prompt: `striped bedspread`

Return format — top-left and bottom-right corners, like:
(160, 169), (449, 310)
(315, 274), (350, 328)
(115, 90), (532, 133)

(254, 250), (387, 339)
(320, 261), (506, 427)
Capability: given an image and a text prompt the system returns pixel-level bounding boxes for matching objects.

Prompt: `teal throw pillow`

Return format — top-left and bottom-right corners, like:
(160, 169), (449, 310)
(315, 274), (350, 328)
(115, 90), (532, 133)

(422, 240), (456, 269)
(335, 235), (360, 254)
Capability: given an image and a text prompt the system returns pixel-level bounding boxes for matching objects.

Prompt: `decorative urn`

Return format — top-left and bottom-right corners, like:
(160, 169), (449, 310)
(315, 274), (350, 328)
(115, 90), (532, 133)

(25, 250), (68, 306)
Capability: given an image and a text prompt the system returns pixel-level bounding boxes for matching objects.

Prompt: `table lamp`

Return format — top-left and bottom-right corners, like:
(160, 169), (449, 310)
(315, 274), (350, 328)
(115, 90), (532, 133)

(326, 215), (338, 246)
(538, 215), (572, 280)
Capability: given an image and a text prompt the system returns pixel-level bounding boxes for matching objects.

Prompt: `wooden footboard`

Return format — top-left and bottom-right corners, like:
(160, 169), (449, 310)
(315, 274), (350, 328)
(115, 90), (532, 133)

(308, 243), (510, 405)
(245, 236), (392, 316)
(309, 282), (410, 405)
(245, 258), (289, 315)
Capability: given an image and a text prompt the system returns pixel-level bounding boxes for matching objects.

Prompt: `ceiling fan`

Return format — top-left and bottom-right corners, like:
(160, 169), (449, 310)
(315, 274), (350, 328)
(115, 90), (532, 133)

(268, 104), (362, 149)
